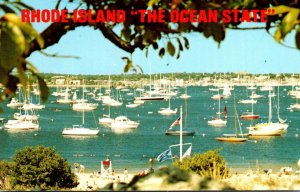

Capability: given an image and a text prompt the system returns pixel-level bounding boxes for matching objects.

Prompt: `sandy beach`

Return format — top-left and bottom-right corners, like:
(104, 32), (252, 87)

(73, 172), (135, 190)
(72, 167), (300, 190)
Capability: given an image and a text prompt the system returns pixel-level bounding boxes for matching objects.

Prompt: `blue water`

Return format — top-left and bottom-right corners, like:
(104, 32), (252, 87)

(0, 86), (300, 173)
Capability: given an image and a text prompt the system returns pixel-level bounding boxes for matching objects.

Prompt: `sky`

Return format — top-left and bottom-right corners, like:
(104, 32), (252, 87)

(21, 0), (300, 75)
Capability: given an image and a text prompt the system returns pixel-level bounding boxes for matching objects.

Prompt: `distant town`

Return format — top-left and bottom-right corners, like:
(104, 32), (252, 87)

(41, 72), (300, 88)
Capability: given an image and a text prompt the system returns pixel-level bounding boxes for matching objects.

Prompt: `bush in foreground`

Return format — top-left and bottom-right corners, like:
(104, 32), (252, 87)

(173, 149), (230, 179)
(1, 146), (78, 190)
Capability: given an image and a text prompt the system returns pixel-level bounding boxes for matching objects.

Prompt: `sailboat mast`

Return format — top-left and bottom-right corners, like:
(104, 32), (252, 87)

(218, 90), (221, 119)
(180, 106), (183, 162)
(82, 110), (85, 125)
(168, 83), (171, 109)
(268, 89), (272, 123)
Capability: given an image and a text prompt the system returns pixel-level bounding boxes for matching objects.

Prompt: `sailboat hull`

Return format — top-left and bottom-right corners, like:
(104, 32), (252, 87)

(165, 130), (195, 136)
(240, 115), (259, 120)
(216, 137), (247, 142)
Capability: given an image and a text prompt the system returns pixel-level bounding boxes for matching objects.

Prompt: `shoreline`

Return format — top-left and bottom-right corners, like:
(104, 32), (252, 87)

(73, 165), (300, 190)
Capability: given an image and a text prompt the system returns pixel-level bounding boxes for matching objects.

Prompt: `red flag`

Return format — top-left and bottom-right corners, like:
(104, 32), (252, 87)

(170, 117), (181, 128)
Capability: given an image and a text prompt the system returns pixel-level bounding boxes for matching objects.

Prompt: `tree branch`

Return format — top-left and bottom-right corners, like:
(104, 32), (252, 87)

(38, 50), (80, 59)
(26, 13), (137, 57)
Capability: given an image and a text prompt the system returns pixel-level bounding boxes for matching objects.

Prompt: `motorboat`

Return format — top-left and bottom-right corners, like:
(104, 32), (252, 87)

(4, 120), (39, 130)
(72, 102), (98, 111)
(248, 123), (288, 136)
(208, 118), (227, 126)
(238, 99), (257, 104)
(7, 98), (23, 108)
(126, 103), (140, 108)
(62, 125), (99, 136)
(110, 116), (139, 129)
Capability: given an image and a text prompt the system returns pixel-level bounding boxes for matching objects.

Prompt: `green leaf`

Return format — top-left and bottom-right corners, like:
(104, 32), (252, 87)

(16, 64), (27, 98)
(176, 51), (180, 59)
(211, 23), (225, 44)
(152, 42), (158, 50)
(6, 75), (20, 94)
(274, 27), (282, 42)
(0, 67), (8, 85)
(281, 9), (300, 38)
(296, 26), (300, 50)
(2, 13), (44, 50)
(177, 38), (183, 51)
(183, 37), (189, 49)
(0, 21), (26, 72)
(148, 0), (160, 7)
(270, 5), (292, 15)
(159, 48), (165, 58)
(36, 74), (49, 102)
(167, 41), (175, 56)
(124, 60), (133, 73)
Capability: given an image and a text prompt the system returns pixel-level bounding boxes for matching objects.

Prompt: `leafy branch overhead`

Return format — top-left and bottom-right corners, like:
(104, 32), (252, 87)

(0, 0), (299, 103)
(0, 13), (48, 104)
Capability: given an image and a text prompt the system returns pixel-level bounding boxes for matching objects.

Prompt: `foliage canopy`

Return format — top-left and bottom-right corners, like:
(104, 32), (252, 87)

(173, 149), (230, 179)
(8, 146), (78, 190)
(0, 0), (299, 104)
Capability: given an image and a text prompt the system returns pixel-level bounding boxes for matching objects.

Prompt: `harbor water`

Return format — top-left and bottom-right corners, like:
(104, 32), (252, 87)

(0, 86), (300, 173)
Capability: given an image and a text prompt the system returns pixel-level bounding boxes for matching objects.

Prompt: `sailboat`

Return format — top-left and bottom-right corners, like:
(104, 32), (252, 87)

(208, 90), (227, 126)
(99, 104), (114, 126)
(165, 106), (195, 136)
(222, 85), (231, 99)
(248, 89), (288, 136)
(72, 80), (98, 111)
(62, 110), (99, 136)
(157, 106), (192, 163)
(240, 100), (260, 119)
(57, 83), (73, 104)
(216, 97), (248, 142)
(179, 86), (191, 99)
(158, 84), (177, 115)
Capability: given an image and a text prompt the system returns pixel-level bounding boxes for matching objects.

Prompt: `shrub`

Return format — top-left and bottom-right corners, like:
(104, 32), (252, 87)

(11, 146), (78, 189)
(173, 149), (229, 179)
(0, 161), (14, 189)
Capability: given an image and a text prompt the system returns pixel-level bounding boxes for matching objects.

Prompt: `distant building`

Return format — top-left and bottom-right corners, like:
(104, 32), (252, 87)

(55, 79), (65, 85)
(70, 80), (81, 85)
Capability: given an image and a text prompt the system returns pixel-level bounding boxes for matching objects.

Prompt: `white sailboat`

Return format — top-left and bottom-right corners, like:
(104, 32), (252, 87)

(7, 98), (23, 108)
(248, 89), (288, 136)
(179, 86), (191, 99)
(99, 104), (114, 126)
(72, 81), (98, 111)
(158, 84), (177, 115)
(62, 110), (99, 136)
(57, 85), (73, 104)
(222, 85), (231, 99)
(208, 91), (227, 127)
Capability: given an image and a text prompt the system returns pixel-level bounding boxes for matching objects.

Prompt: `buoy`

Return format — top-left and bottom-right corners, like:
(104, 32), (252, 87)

(202, 133), (205, 137)
(34, 133), (38, 136)
(102, 134), (105, 136)
(296, 134), (298, 137)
